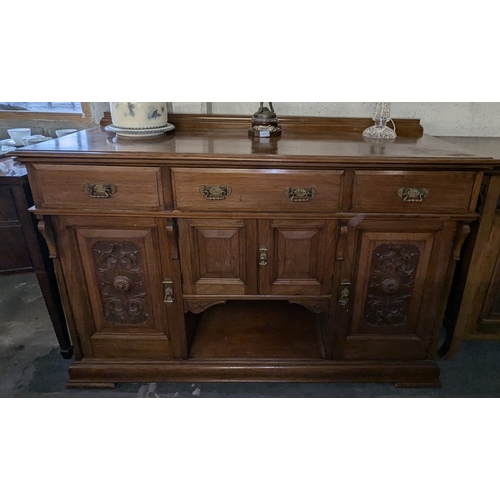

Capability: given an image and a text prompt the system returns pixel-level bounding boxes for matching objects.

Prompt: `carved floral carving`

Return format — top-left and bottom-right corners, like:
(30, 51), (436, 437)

(184, 300), (227, 314)
(92, 241), (150, 325)
(364, 244), (420, 327)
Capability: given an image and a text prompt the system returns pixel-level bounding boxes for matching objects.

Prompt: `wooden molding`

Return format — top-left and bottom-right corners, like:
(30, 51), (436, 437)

(168, 113), (424, 138)
(100, 111), (424, 137)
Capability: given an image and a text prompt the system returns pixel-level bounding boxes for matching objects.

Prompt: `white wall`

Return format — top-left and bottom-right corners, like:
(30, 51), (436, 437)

(171, 102), (500, 137)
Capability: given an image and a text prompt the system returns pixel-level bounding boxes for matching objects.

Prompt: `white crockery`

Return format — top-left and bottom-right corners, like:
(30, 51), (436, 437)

(22, 135), (53, 146)
(0, 145), (16, 156)
(7, 128), (31, 145)
(104, 123), (174, 137)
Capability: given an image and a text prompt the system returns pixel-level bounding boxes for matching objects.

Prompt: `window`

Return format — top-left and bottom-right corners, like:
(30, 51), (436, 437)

(0, 102), (92, 122)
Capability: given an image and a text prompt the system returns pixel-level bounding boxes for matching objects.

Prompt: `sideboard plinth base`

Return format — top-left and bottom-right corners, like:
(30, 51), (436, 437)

(67, 359), (441, 389)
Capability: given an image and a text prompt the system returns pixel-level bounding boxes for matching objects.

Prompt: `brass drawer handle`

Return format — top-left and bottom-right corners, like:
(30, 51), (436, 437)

(84, 183), (117, 198)
(259, 247), (268, 266)
(200, 185), (232, 200)
(285, 187), (317, 202)
(398, 188), (429, 203)
(338, 280), (351, 306)
(163, 279), (174, 304)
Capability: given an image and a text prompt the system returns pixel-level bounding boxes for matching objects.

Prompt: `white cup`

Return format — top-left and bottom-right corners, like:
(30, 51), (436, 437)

(56, 129), (77, 138)
(7, 128), (31, 145)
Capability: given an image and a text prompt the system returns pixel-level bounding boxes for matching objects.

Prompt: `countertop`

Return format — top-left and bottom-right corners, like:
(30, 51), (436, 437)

(8, 126), (500, 168)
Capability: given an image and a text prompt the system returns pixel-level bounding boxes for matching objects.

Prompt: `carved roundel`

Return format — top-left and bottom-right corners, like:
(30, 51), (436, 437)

(112, 275), (133, 292)
(381, 277), (401, 294)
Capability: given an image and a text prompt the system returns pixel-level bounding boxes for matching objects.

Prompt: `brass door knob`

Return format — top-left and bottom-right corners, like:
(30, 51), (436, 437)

(338, 280), (351, 306)
(259, 247), (268, 266)
(163, 279), (174, 304)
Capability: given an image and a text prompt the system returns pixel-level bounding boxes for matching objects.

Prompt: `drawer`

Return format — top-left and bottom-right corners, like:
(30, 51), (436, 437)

(172, 168), (344, 212)
(352, 170), (478, 214)
(32, 165), (164, 211)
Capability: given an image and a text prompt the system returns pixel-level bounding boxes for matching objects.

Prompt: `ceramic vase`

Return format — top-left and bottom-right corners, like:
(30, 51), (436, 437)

(110, 102), (168, 130)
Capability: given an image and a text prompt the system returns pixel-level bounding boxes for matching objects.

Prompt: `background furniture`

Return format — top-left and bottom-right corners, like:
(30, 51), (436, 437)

(12, 116), (496, 388)
(0, 158), (72, 358)
(437, 137), (500, 358)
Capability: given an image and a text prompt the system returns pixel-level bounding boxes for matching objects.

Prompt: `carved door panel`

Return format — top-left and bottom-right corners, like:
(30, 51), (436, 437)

(55, 216), (186, 360)
(335, 219), (456, 360)
(259, 219), (337, 296)
(178, 218), (258, 296)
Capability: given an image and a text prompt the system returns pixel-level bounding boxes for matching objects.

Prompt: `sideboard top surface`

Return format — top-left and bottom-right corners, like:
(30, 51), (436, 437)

(438, 136), (500, 161)
(10, 117), (498, 168)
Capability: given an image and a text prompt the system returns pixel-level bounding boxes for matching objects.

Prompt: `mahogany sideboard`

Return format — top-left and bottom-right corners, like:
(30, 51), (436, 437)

(436, 137), (500, 358)
(0, 157), (72, 358)
(10, 115), (497, 388)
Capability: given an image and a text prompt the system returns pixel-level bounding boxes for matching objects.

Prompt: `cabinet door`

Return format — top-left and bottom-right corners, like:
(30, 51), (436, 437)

(335, 219), (456, 360)
(178, 218), (258, 296)
(259, 219), (337, 296)
(55, 216), (186, 360)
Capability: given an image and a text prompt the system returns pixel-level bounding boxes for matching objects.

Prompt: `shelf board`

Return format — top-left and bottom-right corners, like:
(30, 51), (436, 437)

(189, 301), (326, 360)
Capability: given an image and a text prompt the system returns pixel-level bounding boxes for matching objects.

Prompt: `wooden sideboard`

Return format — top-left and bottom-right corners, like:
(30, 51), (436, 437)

(10, 116), (497, 388)
(0, 158), (72, 358)
(436, 137), (500, 358)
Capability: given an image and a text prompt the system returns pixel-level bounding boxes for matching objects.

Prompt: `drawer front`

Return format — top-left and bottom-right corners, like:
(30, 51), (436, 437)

(352, 170), (478, 213)
(172, 168), (344, 212)
(33, 165), (164, 210)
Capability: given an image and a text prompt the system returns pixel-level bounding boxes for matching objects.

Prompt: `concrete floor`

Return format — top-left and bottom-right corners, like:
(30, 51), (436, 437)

(2, 272), (500, 397)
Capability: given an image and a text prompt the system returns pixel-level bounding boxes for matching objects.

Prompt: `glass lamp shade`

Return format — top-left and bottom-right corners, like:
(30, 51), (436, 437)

(362, 102), (397, 139)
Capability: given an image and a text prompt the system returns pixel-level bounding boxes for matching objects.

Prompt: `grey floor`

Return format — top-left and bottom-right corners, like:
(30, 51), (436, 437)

(1, 272), (500, 398)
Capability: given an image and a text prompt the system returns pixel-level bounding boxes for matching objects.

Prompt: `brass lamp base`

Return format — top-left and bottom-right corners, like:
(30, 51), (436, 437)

(248, 122), (282, 138)
(249, 102), (282, 138)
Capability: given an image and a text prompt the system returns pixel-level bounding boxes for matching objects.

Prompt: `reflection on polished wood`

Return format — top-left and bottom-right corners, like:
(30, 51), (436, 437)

(12, 115), (491, 167)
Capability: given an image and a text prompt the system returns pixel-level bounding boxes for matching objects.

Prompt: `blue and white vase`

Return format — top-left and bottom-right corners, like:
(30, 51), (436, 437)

(110, 102), (168, 130)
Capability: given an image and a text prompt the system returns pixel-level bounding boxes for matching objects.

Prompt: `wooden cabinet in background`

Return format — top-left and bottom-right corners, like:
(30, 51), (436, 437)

(0, 182), (33, 271)
(436, 137), (500, 358)
(0, 159), (72, 358)
(11, 116), (497, 388)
